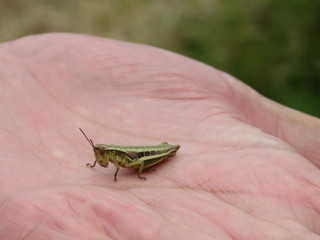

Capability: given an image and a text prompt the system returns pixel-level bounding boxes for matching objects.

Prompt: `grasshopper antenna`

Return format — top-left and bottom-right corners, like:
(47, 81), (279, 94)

(79, 128), (95, 148)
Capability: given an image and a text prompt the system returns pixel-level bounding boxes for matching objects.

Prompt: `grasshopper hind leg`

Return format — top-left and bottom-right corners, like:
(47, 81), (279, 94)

(138, 161), (147, 180)
(124, 159), (147, 180)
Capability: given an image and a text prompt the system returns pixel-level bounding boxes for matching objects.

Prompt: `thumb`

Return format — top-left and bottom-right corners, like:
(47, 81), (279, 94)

(237, 79), (320, 166)
(261, 101), (320, 166)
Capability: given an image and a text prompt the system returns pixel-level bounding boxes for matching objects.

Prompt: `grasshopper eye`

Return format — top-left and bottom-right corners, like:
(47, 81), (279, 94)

(97, 147), (105, 156)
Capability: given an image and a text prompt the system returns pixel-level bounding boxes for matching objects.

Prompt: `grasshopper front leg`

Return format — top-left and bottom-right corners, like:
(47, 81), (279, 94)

(86, 160), (97, 168)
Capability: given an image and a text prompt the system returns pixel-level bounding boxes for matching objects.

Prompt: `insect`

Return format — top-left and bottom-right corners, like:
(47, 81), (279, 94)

(79, 128), (180, 181)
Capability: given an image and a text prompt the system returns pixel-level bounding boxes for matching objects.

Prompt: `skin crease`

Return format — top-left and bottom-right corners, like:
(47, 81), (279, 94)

(0, 33), (320, 240)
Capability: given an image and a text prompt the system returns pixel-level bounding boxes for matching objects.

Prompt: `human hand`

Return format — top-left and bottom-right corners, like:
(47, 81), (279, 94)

(1, 33), (319, 239)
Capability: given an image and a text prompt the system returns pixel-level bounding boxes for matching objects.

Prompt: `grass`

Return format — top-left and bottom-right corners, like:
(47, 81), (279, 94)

(1, 0), (319, 117)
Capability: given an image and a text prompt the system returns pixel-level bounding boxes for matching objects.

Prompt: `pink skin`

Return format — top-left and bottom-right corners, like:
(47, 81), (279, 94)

(0, 33), (320, 240)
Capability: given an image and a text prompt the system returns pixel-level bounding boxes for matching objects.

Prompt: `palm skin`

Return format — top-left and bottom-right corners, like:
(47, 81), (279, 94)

(0, 34), (320, 240)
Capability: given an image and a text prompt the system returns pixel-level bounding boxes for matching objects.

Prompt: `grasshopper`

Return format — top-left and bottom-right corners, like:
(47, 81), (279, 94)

(79, 128), (180, 181)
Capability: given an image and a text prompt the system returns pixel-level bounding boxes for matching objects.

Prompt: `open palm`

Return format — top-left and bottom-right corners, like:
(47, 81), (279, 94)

(1, 34), (320, 240)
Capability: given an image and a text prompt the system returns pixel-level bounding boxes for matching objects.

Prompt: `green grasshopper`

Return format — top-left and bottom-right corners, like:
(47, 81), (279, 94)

(79, 128), (180, 181)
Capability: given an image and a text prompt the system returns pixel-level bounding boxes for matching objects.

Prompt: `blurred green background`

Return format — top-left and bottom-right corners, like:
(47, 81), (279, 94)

(1, 0), (319, 117)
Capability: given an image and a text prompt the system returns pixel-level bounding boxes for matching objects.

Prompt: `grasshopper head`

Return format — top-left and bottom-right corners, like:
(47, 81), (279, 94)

(93, 144), (110, 167)
(79, 128), (110, 168)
